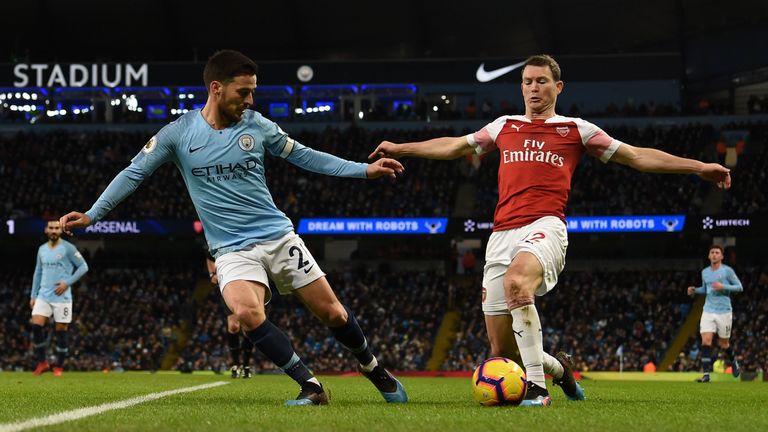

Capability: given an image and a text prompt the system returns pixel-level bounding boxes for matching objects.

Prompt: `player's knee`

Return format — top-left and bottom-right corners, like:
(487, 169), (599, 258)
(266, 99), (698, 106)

(504, 274), (534, 308)
(319, 303), (347, 327)
(234, 306), (265, 329)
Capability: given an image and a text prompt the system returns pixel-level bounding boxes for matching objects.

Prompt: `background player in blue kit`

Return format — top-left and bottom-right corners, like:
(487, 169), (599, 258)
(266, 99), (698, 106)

(60, 50), (407, 406)
(30, 220), (89, 376)
(687, 244), (743, 382)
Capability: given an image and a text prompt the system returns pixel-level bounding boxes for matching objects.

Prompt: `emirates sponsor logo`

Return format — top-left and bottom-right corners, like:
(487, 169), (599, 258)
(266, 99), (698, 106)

(502, 139), (565, 167)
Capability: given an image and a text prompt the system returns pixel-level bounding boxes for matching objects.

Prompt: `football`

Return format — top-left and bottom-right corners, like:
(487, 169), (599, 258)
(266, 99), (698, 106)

(471, 357), (528, 406)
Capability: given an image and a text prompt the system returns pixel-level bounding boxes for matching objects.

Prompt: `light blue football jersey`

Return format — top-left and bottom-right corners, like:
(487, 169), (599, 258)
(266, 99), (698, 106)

(30, 240), (89, 303)
(85, 109), (368, 257)
(693, 264), (743, 314)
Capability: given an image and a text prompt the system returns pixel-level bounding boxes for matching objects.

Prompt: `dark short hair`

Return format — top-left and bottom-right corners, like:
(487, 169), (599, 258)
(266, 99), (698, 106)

(522, 54), (562, 81)
(203, 50), (258, 89)
(709, 244), (724, 253)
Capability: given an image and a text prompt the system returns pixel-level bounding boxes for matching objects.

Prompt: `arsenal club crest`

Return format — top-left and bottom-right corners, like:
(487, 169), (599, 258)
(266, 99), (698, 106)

(556, 126), (570, 137)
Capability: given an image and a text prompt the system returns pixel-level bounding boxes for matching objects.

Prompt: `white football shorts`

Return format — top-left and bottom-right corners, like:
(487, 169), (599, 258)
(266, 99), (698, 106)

(31, 299), (73, 324)
(700, 311), (733, 339)
(482, 216), (568, 315)
(215, 232), (326, 304)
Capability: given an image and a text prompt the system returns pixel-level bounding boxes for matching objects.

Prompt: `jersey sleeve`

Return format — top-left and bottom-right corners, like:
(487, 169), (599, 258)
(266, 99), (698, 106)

(465, 116), (506, 155)
(63, 243), (89, 286)
(258, 114), (368, 178)
(723, 267), (743, 293)
(85, 124), (180, 222)
(574, 119), (621, 163)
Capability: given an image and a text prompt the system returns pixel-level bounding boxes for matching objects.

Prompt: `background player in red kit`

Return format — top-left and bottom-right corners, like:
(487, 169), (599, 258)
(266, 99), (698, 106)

(368, 54), (731, 407)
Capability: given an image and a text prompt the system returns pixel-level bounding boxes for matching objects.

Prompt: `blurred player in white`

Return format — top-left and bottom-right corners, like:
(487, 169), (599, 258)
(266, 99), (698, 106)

(30, 220), (89, 376)
(687, 245), (743, 382)
(370, 54), (731, 406)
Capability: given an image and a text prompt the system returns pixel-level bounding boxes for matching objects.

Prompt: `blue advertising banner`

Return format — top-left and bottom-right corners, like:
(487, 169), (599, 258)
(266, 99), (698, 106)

(297, 218), (448, 235)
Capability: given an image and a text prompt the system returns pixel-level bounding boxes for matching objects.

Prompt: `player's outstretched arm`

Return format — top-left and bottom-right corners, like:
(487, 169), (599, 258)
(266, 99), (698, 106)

(609, 143), (731, 189)
(368, 136), (475, 161)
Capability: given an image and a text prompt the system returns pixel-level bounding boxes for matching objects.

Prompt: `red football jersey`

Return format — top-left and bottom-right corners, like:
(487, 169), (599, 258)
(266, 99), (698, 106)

(467, 115), (621, 231)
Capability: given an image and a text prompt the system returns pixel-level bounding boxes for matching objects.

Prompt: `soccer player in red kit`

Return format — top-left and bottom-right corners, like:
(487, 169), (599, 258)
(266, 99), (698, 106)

(368, 54), (731, 406)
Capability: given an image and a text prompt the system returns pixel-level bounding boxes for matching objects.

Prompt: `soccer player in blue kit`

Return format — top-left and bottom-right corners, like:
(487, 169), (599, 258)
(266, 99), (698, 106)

(687, 245), (743, 382)
(60, 50), (408, 405)
(30, 220), (89, 376)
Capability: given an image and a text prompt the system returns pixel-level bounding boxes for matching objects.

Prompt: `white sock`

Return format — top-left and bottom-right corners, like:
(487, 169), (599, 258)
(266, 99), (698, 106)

(361, 357), (378, 372)
(510, 304), (546, 389)
(543, 352), (564, 380)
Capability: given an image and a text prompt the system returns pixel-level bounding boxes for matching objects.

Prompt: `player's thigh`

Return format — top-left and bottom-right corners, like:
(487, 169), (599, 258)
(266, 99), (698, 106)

(699, 312), (717, 341)
(715, 312), (732, 339)
(31, 300), (53, 325)
(221, 279), (269, 317)
(264, 232), (326, 296)
(217, 249), (272, 304)
(484, 314), (522, 364)
(292, 276), (346, 326)
(505, 252), (544, 298)
(51, 302), (73, 324)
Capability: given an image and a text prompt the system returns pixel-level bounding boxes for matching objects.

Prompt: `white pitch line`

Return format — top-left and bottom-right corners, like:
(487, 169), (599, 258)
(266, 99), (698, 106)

(0, 381), (229, 432)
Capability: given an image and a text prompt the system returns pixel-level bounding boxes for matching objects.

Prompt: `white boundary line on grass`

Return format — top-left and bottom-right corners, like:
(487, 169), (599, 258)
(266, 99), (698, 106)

(0, 381), (230, 432)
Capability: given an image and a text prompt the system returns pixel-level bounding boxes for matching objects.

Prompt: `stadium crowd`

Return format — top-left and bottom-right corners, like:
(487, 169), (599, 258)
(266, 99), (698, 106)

(3, 122), (765, 223)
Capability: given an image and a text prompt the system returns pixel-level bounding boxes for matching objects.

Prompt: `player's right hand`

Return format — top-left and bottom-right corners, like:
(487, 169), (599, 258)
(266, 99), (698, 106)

(59, 211), (92, 235)
(29, 299), (35, 309)
(687, 286), (695, 296)
(368, 141), (403, 160)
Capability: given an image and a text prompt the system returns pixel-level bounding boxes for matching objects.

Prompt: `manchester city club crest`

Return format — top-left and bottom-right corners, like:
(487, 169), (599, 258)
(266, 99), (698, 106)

(238, 134), (255, 151)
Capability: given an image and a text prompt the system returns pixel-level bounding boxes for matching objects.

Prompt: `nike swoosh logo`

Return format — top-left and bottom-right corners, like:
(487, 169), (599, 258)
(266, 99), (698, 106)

(303, 264), (315, 274)
(189, 145), (205, 153)
(475, 60), (527, 83)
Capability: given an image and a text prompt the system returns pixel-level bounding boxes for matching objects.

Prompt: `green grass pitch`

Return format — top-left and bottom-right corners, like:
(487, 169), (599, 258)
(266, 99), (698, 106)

(0, 372), (765, 431)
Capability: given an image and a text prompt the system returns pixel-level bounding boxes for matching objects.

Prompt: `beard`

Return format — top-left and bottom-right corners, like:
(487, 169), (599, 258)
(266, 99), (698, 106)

(219, 104), (244, 124)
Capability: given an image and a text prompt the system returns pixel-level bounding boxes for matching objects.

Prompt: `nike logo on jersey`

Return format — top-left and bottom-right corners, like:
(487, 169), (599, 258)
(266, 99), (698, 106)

(189, 145), (205, 153)
(475, 60), (527, 83)
(303, 264), (315, 274)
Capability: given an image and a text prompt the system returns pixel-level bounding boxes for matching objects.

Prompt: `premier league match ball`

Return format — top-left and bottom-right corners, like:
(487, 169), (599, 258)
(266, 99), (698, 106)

(471, 357), (528, 406)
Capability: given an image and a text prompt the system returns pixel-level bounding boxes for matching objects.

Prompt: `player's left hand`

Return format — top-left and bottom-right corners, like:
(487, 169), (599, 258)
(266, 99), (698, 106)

(712, 282), (724, 291)
(698, 163), (731, 189)
(55, 281), (68, 295)
(366, 158), (404, 179)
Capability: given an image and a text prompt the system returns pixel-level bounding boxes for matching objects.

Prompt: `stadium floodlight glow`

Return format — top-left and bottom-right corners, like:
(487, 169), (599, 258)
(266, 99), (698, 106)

(433, 106), (438, 111)
(22, 92), (30, 100)
(46, 110), (57, 117)
(10, 105), (17, 111)
(60, 109), (67, 115)
(14, 92), (21, 99)
(73, 109), (81, 114)
(441, 95), (446, 100)
(0, 94), (4, 100)
(179, 94), (186, 99)
(358, 111), (364, 119)
(294, 108), (303, 114)
(31, 93), (38, 100)
(445, 99), (450, 104)
(187, 94), (194, 98)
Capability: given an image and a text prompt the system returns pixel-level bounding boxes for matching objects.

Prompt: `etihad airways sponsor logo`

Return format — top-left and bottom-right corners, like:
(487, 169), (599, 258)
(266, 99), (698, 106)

(191, 159), (258, 183)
